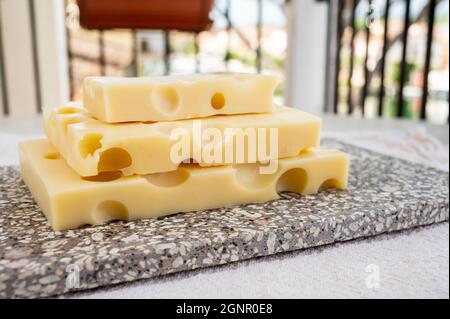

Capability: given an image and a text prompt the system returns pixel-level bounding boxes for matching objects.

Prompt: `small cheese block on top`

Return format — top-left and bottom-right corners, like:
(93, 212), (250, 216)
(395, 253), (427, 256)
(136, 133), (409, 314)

(19, 139), (349, 231)
(83, 73), (280, 123)
(43, 103), (321, 177)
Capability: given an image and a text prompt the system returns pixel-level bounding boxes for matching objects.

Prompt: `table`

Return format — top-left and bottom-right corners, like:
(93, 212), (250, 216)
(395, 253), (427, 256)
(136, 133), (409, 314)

(1, 114), (448, 298)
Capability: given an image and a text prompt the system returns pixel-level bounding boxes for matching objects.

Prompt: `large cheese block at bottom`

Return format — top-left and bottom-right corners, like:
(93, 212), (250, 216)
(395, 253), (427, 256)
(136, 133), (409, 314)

(19, 139), (349, 231)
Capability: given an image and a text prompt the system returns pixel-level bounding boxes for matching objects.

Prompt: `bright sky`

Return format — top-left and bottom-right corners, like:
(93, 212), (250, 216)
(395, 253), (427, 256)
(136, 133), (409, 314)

(212, 0), (286, 27)
(211, 0), (449, 28)
(362, 0), (449, 20)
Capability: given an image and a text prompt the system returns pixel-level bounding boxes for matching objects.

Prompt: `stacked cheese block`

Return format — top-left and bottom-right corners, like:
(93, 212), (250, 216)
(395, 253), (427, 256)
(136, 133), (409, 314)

(19, 73), (349, 231)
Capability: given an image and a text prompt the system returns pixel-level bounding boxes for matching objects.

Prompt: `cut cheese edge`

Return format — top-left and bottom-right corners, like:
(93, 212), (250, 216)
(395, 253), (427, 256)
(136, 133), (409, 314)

(20, 139), (349, 231)
(43, 104), (321, 177)
(83, 73), (280, 123)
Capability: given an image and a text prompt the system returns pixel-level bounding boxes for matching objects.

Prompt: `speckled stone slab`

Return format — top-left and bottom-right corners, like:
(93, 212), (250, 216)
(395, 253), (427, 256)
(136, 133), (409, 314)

(0, 139), (448, 298)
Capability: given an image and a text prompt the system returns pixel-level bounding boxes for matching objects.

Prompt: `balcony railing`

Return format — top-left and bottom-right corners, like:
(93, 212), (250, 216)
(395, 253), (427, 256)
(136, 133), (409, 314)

(326, 0), (449, 123)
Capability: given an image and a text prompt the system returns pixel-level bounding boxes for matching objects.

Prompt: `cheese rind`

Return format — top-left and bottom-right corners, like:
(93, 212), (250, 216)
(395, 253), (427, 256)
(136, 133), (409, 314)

(19, 139), (349, 231)
(83, 73), (279, 123)
(44, 104), (321, 177)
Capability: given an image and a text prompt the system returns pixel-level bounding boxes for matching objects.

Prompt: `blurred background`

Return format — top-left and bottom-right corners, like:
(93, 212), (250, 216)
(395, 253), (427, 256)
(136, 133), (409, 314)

(0, 0), (448, 124)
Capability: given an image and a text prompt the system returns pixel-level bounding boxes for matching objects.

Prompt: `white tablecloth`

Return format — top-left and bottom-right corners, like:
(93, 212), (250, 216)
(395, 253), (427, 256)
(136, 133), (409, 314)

(1, 115), (448, 298)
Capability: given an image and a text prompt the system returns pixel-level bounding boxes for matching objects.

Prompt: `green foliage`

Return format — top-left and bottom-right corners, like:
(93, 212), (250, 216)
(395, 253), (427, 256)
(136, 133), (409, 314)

(379, 59), (418, 119)
(225, 50), (284, 69)
(225, 50), (257, 66)
(390, 61), (416, 84)
(274, 87), (284, 97)
(385, 97), (414, 119)
(180, 41), (197, 56)
(264, 52), (284, 69)
(355, 18), (366, 31)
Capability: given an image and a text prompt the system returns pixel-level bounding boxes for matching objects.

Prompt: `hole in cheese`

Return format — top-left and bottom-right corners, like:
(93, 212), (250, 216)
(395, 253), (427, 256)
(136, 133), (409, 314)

(97, 148), (132, 172)
(44, 152), (60, 160)
(82, 171), (123, 182)
(211, 93), (225, 109)
(62, 118), (82, 134)
(94, 200), (128, 224)
(298, 149), (314, 158)
(145, 168), (189, 187)
(276, 168), (308, 194)
(79, 133), (103, 158)
(152, 85), (180, 114)
(57, 107), (81, 115)
(181, 158), (199, 164)
(318, 178), (341, 192)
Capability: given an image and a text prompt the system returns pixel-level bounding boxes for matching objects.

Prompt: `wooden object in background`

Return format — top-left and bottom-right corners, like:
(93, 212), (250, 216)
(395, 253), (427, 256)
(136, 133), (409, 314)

(77, 0), (213, 31)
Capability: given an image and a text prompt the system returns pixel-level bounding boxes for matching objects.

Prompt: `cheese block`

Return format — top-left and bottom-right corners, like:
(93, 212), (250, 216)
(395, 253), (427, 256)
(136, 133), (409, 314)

(83, 73), (280, 123)
(44, 104), (321, 177)
(19, 139), (349, 231)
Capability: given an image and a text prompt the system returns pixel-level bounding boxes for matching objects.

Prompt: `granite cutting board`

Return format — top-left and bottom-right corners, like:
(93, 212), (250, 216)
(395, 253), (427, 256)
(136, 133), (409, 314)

(0, 139), (448, 298)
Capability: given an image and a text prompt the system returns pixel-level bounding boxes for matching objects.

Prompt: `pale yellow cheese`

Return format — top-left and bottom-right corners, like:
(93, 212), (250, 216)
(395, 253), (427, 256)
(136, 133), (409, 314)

(83, 73), (279, 123)
(19, 139), (349, 231)
(44, 104), (321, 177)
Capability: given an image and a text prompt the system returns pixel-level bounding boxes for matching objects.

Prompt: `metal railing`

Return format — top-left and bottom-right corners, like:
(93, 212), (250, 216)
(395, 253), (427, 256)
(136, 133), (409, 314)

(1, 0), (447, 122)
(327, 0), (449, 122)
